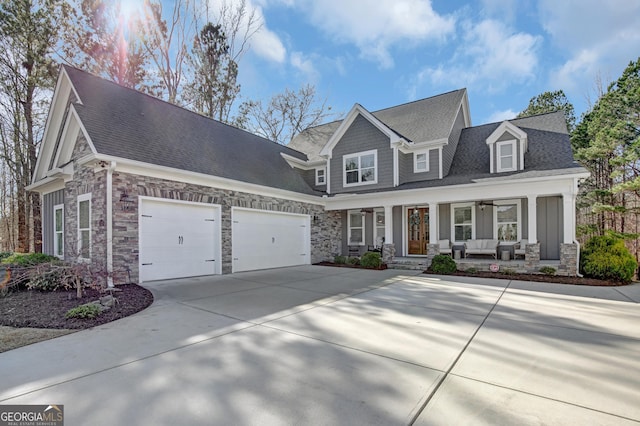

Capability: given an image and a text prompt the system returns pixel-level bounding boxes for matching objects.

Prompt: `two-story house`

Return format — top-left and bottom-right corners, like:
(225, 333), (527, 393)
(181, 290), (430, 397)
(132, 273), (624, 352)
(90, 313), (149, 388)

(28, 66), (588, 285)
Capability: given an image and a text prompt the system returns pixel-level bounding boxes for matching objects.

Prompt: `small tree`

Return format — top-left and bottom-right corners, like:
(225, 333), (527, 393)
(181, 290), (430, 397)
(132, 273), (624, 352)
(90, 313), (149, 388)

(517, 90), (576, 132)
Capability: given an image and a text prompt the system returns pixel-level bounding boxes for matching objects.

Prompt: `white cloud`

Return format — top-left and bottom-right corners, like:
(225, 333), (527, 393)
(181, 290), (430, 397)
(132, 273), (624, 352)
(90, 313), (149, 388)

(539, 0), (640, 95)
(208, 0), (287, 64)
(290, 51), (318, 80)
(486, 108), (517, 123)
(298, 0), (456, 68)
(411, 19), (540, 94)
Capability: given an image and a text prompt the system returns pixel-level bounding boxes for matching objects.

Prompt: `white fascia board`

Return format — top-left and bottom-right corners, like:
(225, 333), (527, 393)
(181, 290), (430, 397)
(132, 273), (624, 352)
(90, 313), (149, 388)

(319, 103), (406, 158)
(398, 138), (448, 154)
(26, 176), (65, 193)
(324, 173), (588, 211)
(94, 154), (327, 206)
(487, 121), (527, 145)
(280, 153), (326, 170)
(52, 106), (97, 169)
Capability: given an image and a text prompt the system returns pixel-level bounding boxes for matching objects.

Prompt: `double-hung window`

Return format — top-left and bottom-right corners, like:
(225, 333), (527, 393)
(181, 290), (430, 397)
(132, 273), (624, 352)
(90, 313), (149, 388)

(414, 151), (429, 172)
(494, 199), (521, 242)
(53, 204), (64, 258)
(315, 168), (326, 185)
(451, 203), (475, 242)
(496, 140), (516, 172)
(348, 210), (364, 245)
(344, 150), (377, 186)
(78, 193), (91, 260)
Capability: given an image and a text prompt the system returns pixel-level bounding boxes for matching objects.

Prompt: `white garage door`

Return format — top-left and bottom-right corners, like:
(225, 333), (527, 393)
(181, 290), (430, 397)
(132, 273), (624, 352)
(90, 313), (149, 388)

(232, 208), (310, 273)
(139, 198), (220, 282)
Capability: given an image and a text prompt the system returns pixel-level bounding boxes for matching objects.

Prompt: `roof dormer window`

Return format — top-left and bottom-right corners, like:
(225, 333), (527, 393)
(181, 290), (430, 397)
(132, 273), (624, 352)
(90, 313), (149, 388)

(496, 140), (516, 172)
(486, 121), (528, 174)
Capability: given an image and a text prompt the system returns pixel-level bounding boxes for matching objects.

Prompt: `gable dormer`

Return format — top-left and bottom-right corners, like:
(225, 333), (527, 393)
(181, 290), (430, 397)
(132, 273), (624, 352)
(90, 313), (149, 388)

(486, 121), (528, 173)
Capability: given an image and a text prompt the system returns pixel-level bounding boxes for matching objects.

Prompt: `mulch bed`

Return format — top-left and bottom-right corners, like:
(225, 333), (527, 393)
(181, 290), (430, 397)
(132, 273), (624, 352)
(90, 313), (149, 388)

(425, 270), (628, 286)
(314, 261), (388, 270)
(0, 284), (154, 330)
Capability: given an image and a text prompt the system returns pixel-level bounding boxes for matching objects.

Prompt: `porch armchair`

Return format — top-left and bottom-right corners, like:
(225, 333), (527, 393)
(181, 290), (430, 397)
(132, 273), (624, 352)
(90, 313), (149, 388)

(464, 239), (499, 258)
(438, 239), (452, 256)
(514, 239), (528, 259)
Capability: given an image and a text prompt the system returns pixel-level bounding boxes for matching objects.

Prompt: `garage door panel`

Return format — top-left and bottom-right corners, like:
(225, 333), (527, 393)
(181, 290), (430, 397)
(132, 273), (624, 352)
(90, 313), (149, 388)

(140, 199), (220, 282)
(232, 209), (310, 273)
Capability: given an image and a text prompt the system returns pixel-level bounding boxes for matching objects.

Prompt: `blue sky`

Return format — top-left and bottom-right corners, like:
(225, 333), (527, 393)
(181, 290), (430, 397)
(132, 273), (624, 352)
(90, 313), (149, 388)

(216, 0), (640, 126)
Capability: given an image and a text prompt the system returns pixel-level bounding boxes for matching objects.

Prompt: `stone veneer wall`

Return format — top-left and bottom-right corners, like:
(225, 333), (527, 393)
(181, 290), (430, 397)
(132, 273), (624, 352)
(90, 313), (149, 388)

(63, 134), (108, 284)
(558, 243), (578, 276)
(111, 172), (342, 282)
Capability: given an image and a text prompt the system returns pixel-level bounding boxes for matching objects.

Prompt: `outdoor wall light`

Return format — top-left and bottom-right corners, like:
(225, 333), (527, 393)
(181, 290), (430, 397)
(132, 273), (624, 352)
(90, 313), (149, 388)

(120, 192), (134, 211)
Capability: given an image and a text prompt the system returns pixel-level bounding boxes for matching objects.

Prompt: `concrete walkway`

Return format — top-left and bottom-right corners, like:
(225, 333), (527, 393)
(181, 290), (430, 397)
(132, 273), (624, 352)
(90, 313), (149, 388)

(1, 266), (639, 425)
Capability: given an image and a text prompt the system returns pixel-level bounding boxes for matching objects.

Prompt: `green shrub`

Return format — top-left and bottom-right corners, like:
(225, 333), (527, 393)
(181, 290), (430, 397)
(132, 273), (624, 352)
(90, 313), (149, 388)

(65, 303), (101, 319)
(580, 235), (637, 283)
(465, 267), (478, 274)
(430, 254), (457, 274)
(501, 268), (516, 275)
(361, 252), (382, 269)
(26, 267), (69, 292)
(539, 266), (557, 276)
(2, 252), (59, 267)
(348, 257), (360, 266)
(334, 255), (347, 264)
(0, 252), (12, 261)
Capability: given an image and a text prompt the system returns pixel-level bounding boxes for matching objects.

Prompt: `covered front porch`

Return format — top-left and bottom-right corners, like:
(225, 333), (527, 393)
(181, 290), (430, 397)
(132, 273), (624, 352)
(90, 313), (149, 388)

(326, 178), (582, 276)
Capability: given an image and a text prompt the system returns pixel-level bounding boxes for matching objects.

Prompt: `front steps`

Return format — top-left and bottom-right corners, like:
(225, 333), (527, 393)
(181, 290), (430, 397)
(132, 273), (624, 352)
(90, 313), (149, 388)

(387, 257), (429, 271)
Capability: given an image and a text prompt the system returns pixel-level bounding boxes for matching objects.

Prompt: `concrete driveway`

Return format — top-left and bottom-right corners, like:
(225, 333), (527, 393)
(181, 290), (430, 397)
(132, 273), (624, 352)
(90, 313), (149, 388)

(1, 266), (639, 425)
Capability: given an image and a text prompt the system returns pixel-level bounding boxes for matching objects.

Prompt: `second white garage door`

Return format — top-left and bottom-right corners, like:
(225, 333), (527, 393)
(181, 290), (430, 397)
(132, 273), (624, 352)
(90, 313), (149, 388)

(139, 198), (221, 282)
(232, 208), (310, 273)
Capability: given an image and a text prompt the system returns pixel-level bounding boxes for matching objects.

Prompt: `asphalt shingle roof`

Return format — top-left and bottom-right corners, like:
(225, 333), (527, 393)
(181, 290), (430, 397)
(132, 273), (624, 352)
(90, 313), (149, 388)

(63, 66), (318, 195)
(289, 89), (466, 159)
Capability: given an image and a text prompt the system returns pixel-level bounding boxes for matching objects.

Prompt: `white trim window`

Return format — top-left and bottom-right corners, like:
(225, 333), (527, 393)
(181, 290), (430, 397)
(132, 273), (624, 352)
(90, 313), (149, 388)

(496, 140), (516, 172)
(315, 167), (326, 185)
(343, 150), (377, 187)
(53, 204), (64, 258)
(77, 193), (91, 260)
(451, 202), (475, 242)
(414, 151), (429, 173)
(347, 210), (365, 245)
(494, 199), (521, 242)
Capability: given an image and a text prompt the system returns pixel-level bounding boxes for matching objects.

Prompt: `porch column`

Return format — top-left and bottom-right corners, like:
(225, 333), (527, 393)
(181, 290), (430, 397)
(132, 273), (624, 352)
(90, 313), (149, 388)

(429, 202), (438, 243)
(384, 205), (393, 244)
(527, 195), (537, 242)
(562, 192), (575, 244)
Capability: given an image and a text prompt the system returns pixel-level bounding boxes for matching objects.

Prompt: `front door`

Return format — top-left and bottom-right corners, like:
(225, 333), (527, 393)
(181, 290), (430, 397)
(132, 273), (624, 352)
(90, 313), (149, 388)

(408, 208), (429, 255)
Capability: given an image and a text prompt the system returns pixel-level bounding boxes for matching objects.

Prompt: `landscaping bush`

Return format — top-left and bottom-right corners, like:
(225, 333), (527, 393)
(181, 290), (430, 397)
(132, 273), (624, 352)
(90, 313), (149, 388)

(539, 266), (557, 276)
(430, 254), (457, 274)
(2, 252), (59, 267)
(580, 235), (637, 283)
(361, 252), (382, 269)
(0, 252), (12, 262)
(348, 257), (360, 266)
(65, 303), (102, 319)
(334, 255), (347, 264)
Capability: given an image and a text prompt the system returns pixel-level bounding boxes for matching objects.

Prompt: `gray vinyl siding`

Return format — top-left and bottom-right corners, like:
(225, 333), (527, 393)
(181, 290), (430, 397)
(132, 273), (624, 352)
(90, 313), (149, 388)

(439, 204), (451, 240)
(330, 115), (393, 193)
(442, 105), (466, 176)
(475, 205), (493, 239)
(393, 206), (403, 256)
(297, 168), (326, 191)
(42, 189), (64, 255)
(521, 198), (528, 239)
(537, 196), (563, 260)
(399, 149), (440, 184)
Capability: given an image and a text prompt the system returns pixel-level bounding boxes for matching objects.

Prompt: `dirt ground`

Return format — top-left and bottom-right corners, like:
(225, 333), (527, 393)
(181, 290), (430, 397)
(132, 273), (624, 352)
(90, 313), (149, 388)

(0, 284), (153, 353)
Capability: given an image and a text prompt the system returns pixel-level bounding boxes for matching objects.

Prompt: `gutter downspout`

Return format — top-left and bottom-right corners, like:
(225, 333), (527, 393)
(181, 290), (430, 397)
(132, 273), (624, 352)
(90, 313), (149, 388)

(106, 161), (116, 288)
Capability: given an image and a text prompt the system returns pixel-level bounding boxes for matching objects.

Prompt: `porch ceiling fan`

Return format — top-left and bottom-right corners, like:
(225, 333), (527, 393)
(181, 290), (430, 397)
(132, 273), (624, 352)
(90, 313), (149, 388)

(477, 200), (496, 210)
